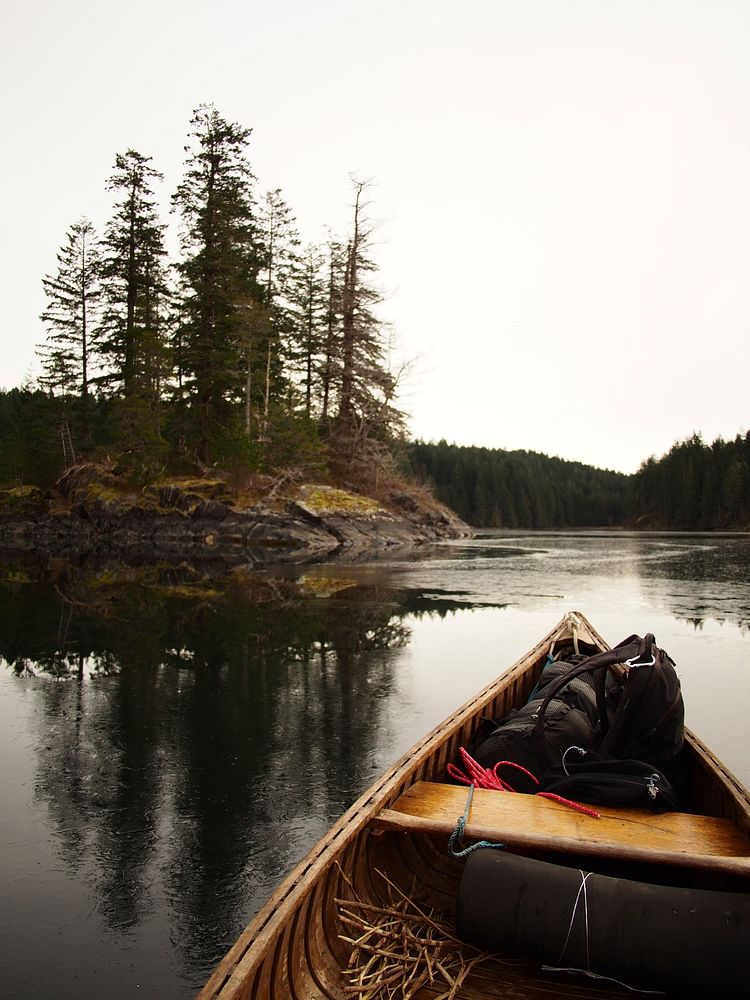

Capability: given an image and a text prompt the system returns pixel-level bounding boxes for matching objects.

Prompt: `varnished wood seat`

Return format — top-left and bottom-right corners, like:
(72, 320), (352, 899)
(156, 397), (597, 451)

(375, 780), (750, 877)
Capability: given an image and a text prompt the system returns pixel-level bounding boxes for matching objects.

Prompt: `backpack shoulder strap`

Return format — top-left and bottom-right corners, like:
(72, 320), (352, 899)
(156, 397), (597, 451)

(532, 634), (650, 764)
(592, 632), (656, 740)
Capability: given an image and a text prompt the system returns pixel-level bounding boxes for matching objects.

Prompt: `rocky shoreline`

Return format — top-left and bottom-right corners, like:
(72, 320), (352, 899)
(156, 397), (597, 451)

(0, 466), (472, 565)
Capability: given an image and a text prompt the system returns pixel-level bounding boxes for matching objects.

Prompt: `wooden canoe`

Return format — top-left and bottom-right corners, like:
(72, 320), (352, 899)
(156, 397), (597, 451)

(198, 611), (750, 999)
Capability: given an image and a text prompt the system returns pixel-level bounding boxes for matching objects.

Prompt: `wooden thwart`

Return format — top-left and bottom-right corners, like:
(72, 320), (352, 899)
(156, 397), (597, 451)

(375, 781), (750, 876)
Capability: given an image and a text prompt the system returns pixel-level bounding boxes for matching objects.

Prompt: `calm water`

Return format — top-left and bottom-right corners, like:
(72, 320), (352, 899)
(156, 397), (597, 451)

(1, 532), (749, 999)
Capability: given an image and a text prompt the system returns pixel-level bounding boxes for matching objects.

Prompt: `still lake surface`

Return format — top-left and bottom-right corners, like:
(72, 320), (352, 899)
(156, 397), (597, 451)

(1, 531), (749, 999)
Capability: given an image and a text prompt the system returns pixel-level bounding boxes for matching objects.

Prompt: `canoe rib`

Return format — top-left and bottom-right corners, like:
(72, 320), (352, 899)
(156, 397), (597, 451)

(375, 780), (750, 877)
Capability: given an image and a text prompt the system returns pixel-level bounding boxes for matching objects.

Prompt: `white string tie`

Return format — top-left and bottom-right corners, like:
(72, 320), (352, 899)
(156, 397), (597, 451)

(542, 869), (666, 995)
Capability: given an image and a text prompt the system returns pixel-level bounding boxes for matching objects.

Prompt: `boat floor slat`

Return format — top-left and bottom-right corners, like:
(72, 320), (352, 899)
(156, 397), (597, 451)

(375, 781), (750, 876)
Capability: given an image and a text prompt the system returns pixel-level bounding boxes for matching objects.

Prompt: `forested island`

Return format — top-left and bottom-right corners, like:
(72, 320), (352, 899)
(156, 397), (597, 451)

(0, 104), (455, 553)
(0, 103), (747, 537)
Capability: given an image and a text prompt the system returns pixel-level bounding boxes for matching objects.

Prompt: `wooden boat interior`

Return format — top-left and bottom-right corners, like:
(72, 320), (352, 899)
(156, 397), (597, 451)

(200, 612), (750, 1000)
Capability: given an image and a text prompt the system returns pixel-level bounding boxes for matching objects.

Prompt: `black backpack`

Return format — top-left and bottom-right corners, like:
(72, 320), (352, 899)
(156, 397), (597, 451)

(533, 633), (685, 780)
(468, 633), (686, 804)
(468, 654), (606, 792)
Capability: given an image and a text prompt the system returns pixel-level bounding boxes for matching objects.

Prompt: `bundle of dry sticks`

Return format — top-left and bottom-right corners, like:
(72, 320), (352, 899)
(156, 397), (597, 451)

(335, 869), (490, 999)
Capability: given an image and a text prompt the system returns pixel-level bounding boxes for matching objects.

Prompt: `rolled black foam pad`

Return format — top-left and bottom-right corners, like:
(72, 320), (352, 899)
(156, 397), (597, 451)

(456, 848), (750, 998)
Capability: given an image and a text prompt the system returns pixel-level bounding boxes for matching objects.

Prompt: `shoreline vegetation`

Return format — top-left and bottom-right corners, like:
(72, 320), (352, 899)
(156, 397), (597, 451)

(4, 105), (417, 546)
(1, 396), (749, 547)
(2, 423), (749, 565)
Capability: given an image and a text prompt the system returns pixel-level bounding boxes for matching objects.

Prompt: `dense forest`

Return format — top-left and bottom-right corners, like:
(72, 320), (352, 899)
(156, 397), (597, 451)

(3, 104), (403, 491)
(635, 433), (750, 530)
(406, 434), (750, 530)
(406, 441), (634, 528)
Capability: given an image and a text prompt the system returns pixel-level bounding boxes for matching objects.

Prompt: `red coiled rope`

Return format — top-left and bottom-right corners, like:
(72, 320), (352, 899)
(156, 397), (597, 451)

(447, 747), (600, 818)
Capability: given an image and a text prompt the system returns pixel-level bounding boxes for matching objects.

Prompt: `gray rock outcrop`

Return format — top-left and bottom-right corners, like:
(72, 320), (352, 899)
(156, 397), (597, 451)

(0, 467), (471, 564)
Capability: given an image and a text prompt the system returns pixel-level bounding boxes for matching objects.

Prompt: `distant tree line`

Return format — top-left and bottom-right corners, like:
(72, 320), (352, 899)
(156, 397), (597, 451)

(406, 441), (634, 528)
(406, 434), (750, 530)
(635, 433), (750, 529)
(20, 104), (403, 487)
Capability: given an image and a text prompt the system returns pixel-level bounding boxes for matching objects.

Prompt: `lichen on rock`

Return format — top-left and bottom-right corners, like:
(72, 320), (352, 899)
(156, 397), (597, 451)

(292, 485), (385, 517)
(303, 485), (380, 515)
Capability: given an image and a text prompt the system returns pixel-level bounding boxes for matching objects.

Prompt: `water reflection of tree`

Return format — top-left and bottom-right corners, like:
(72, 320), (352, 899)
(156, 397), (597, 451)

(0, 567), (419, 981)
(159, 588), (413, 972)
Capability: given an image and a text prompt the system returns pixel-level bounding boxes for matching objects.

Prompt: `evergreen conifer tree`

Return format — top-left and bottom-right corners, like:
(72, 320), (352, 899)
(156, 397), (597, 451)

(332, 181), (405, 475)
(256, 188), (300, 438)
(172, 104), (262, 462)
(288, 243), (327, 417)
(38, 217), (102, 445)
(98, 149), (170, 466)
(319, 239), (345, 425)
(99, 150), (169, 397)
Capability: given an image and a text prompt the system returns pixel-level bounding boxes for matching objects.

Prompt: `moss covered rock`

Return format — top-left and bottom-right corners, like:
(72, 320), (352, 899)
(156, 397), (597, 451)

(57, 463), (121, 502)
(143, 478), (233, 514)
(291, 484), (384, 518)
(0, 486), (49, 521)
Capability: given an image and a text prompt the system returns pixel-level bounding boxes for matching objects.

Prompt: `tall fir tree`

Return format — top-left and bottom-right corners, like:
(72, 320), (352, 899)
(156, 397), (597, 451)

(332, 181), (405, 474)
(98, 149), (170, 466)
(38, 217), (102, 446)
(255, 188), (300, 439)
(172, 104), (262, 461)
(288, 243), (327, 417)
(99, 150), (169, 399)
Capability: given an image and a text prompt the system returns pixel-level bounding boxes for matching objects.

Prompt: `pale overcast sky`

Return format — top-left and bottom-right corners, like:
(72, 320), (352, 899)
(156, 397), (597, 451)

(2, 0), (749, 473)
